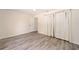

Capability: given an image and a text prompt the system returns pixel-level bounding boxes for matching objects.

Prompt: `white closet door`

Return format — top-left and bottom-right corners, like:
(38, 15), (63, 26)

(55, 11), (68, 40)
(43, 15), (48, 35)
(45, 14), (52, 36)
(71, 10), (79, 45)
(38, 14), (52, 36)
(38, 15), (48, 35)
(43, 14), (55, 36)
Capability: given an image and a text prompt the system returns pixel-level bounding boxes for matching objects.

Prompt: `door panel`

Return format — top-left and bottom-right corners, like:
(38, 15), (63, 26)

(54, 12), (68, 40)
(43, 15), (48, 35)
(38, 15), (48, 35)
(38, 14), (52, 36)
(43, 14), (53, 36)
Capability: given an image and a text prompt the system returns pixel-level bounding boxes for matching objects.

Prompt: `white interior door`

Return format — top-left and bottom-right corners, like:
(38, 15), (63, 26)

(44, 14), (54, 36)
(38, 15), (48, 35)
(54, 11), (68, 40)
(38, 14), (52, 36)
(43, 15), (48, 35)
(45, 14), (52, 36)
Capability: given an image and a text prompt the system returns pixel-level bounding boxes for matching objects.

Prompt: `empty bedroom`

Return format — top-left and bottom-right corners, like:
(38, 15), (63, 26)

(0, 9), (79, 50)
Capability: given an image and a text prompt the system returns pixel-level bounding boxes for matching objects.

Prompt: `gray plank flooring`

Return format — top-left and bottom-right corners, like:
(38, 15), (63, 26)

(0, 32), (79, 50)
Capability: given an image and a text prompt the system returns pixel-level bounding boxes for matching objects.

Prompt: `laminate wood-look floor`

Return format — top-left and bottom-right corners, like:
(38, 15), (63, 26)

(0, 32), (79, 50)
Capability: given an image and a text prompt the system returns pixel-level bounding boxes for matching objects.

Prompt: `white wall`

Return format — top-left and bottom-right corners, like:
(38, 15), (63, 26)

(33, 17), (38, 31)
(71, 10), (79, 45)
(0, 10), (36, 39)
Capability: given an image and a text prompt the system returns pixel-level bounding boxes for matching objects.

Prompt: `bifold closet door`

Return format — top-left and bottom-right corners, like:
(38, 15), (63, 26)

(54, 11), (68, 40)
(38, 15), (48, 35)
(43, 14), (54, 37)
(43, 15), (52, 36)
(38, 14), (52, 36)
(42, 15), (48, 35)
